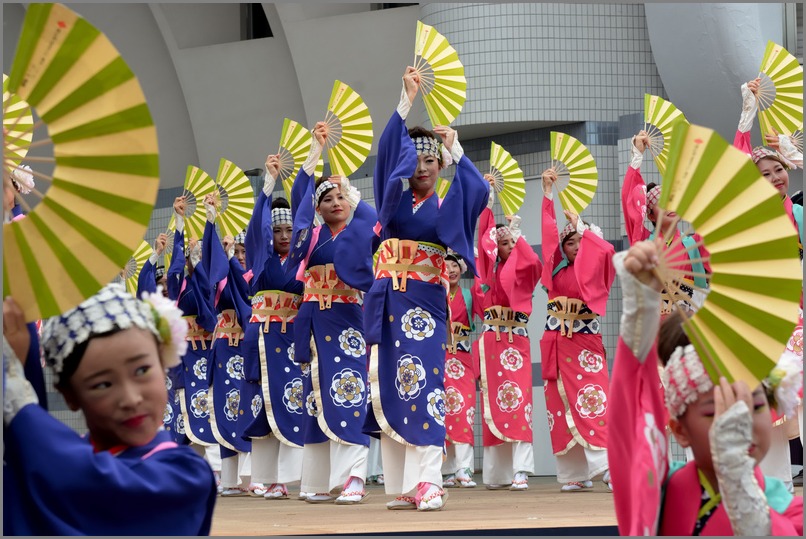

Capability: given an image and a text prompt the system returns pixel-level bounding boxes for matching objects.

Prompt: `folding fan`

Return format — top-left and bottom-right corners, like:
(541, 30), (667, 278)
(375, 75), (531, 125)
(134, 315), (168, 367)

(123, 240), (152, 297)
(163, 216), (176, 271)
(414, 20), (467, 127)
(644, 94), (688, 176)
(757, 41), (803, 139)
(655, 121), (801, 389)
(488, 142), (526, 215)
(790, 129), (803, 154)
(214, 158), (255, 238)
(3, 3), (159, 322)
(549, 132), (598, 215)
(3, 73), (34, 169)
(183, 165), (215, 240)
(277, 118), (324, 200)
(323, 80), (373, 178)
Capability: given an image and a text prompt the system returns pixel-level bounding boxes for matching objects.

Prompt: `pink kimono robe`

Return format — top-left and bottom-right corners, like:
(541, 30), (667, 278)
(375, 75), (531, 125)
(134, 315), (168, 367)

(476, 207), (541, 445)
(540, 197), (615, 455)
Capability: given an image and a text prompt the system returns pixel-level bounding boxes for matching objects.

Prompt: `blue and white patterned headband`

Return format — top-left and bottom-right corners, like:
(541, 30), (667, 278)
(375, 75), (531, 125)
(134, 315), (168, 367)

(234, 230), (247, 245)
(315, 180), (339, 206)
(412, 136), (441, 158)
(272, 207), (293, 226)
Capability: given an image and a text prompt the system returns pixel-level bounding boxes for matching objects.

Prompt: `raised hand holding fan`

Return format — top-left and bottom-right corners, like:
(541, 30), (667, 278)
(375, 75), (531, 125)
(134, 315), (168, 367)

(549, 132), (598, 215)
(323, 80), (373, 178)
(413, 21), (467, 127)
(214, 158), (255, 239)
(644, 94), (689, 176)
(488, 142), (526, 216)
(756, 41), (803, 139)
(182, 165), (216, 240)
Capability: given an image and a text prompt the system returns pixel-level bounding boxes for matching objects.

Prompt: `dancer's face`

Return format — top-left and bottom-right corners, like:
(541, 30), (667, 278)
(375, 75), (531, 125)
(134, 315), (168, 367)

(409, 154), (440, 197)
(757, 157), (789, 197)
(273, 224), (292, 255)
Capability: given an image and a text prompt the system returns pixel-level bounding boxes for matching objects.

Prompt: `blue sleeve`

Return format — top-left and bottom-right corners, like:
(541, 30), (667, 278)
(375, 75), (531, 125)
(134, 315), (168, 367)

(4, 405), (216, 536)
(137, 259), (156, 297)
(287, 167), (316, 275)
(437, 155), (490, 276)
(203, 220), (229, 287)
(245, 191), (273, 283)
(187, 265), (218, 332)
(335, 199), (380, 292)
(374, 111), (417, 228)
(166, 229), (185, 301)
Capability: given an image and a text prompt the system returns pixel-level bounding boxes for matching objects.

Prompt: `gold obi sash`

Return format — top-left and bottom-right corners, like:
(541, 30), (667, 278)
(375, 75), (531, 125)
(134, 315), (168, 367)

(250, 290), (301, 333)
(303, 263), (360, 310)
(483, 306), (529, 343)
(184, 315), (212, 351)
(546, 296), (598, 338)
(374, 238), (447, 292)
(215, 309), (244, 346)
(447, 322), (471, 354)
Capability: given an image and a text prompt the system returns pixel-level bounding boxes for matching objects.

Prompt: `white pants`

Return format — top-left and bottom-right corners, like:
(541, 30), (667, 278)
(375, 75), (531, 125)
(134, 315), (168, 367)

(482, 441), (534, 485)
(442, 443), (474, 475)
(250, 435), (303, 484)
(300, 441), (368, 494)
(191, 443), (222, 472)
(220, 451), (251, 488)
(379, 433), (443, 495)
(760, 423), (793, 484)
(367, 436), (384, 477)
(554, 443), (609, 483)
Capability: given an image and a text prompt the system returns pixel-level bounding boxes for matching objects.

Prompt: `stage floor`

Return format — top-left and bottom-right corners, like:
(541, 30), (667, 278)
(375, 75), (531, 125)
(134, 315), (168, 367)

(210, 476), (620, 536)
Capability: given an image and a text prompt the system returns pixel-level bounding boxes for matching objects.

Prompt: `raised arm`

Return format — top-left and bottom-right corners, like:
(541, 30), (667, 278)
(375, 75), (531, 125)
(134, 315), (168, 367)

(137, 234), (167, 297)
(540, 168), (563, 291)
(621, 132), (651, 245)
(167, 197), (187, 301)
(575, 224), (616, 316)
(245, 154), (278, 283)
(733, 78), (759, 155)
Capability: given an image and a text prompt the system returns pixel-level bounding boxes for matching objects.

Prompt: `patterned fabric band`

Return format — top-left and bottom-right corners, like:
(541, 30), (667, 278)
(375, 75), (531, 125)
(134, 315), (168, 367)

(646, 185), (662, 211)
(250, 290), (301, 333)
(315, 180), (339, 205)
(303, 263), (361, 309)
(215, 309), (244, 346)
(560, 222), (577, 242)
(496, 226), (513, 241)
(375, 238), (448, 293)
(447, 322), (471, 354)
(483, 306), (530, 342)
(184, 315), (212, 351)
(662, 344), (714, 419)
(751, 146), (795, 170)
(412, 136), (441, 158)
(544, 296), (599, 337)
(271, 207), (293, 226)
(660, 280), (695, 316)
(234, 231), (247, 245)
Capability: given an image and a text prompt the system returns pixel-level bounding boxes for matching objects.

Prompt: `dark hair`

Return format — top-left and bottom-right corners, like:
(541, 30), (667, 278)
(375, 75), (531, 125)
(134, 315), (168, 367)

(271, 197), (290, 210)
(495, 223), (507, 230)
(645, 182), (658, 227)
(314, 176), (338, 205)
(408, 126), (443, 166)
(657, 309), (691, 367)
(445, 253), (462, 265)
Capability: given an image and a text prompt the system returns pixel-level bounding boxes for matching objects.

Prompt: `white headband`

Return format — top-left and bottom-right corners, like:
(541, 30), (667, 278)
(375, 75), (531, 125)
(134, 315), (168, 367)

(412, 136), (441, 158)
(315, 180), (339, 205)
(661, 344), (714, 419)
(234, 231), (247, 245)
(445, 251), (467, 274)
(41, 283), (187, 383)
(272, 207), (293, 226)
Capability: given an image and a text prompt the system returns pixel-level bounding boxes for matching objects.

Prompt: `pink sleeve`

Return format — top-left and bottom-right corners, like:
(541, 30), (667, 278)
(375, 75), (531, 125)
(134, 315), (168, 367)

(609, 337), (669, 536)
(540, 196), (562, 291)
(500, 236), (542, 315)
(733, 129), (752, 156)
(470, 277), (485, 322)
(576, 232), (616, 316)
(476, 207), (497, 288)
(621, 167), (650, 245)
(771, 496), (803, 536)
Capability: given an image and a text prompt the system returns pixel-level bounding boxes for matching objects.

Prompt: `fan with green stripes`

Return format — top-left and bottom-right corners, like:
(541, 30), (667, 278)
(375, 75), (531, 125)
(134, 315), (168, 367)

(549, 132), (598, 215)
(756, 41), (803, 140)
(644, 94), (688, 176)
(278, 117), (324, 200)
(414, 20), (467, 127)
(214, 158), (255, 238)
(123, 240), (152, 297)
(3, 3), (159, 322)
(3, 73), (34, 169)
(323, 80), (373, 178)
(488, 142), (526, 215)
(183, 165), (216, 240)
(655, 121), (802, 389)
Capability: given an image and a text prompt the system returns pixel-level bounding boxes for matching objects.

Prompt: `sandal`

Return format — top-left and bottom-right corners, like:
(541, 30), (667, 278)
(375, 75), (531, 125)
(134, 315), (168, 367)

(304, 492), (335, 503)
(602, 471), (612, 492)
(220, 487), (250, 497)
(415, 482), (449, 511)
(386, 495), (417, 510)
(443, 474), (456, 488)
(334, 477), (369, 505)
(561, 481), (593, 492)
(455, 468), (477, 488)
(263, 483), (289, 500)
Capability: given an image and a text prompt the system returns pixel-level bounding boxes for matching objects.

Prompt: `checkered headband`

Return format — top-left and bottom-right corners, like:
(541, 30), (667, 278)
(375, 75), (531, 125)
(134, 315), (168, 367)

(272, 207), (293, 226)
(412, 136), (441, 158)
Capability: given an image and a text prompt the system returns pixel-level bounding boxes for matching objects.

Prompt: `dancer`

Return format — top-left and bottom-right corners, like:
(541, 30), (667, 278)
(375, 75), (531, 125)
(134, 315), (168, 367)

(363, 66), (489, 511)
(540, 168), (615, 492)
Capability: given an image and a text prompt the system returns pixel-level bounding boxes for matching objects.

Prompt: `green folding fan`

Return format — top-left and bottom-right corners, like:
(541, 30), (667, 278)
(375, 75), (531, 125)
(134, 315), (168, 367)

(123, 240), (151, 297)
(3, 3), (159, 322)
(278, 117), (324, 200)
(549, 132), (598, 215)
(414, 20), (467, 127)
(656, 121), (802, 389)
(323, 80), (373, 178)
(183, 165), (216, 240)
(214, 158), (255, 238)
(757, 41), (803, 139)
(3, 73), (34, 169)
(644, 94), (689, 176)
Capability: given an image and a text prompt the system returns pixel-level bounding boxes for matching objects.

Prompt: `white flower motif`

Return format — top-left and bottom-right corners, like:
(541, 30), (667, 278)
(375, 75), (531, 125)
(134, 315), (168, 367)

(305, 392), (318, 417)
(287, 343), (295, 363)
(300, 362), (311, 377)
(165, 376), (173, 391)
(444, 386), (464, 415)
(224, 388), (240, 421)
(466, 406), (475, 426)
(444, 357), (465, 380)
(330, 369), (365, 408)
(226, 355), (245, 380)
(190, 389), (210, 418)
(578, 350), (604, 374)
(426, 389), (446, 426)
(401, 307), (436, 341)
(251, 394), (263, 418)
(395, 354), (427, 401)
(193, 358), (207, 380)
(338, 328), (366, 358)
(575, 384), (607, 419)
(496, 381), (524, 413)
(500, 347), (524, 372)
(546, 410), (555, 432)
(283, 378), (304, 414)
(175, 413), (186, 435)
(525, 403), (533, 429)
(163, 403), (174, 424)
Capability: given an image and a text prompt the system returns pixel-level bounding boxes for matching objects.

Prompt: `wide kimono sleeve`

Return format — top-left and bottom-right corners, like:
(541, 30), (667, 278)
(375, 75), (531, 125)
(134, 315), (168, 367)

(499, 235), (541, 315)
(621, 167), (651, 245)
(540, 196), (564, 291)
(733, 129), (752, 156)
(335, 198), (379, 292)
(23, 325), (47, 409)
(373, 111), (417, 230)
(576, 232), (616, 316)
(245, 190), (273, 289)
(476, 207), (498, 289)
(136, 259), (157, 297)
(470, 277), (486, 322)
(436, 155), (490, 276)
(287, 167), (316, 278)
(202, 220), (229, 289)
(3, 404), (217, 536)
(167, 229), (186, 301)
